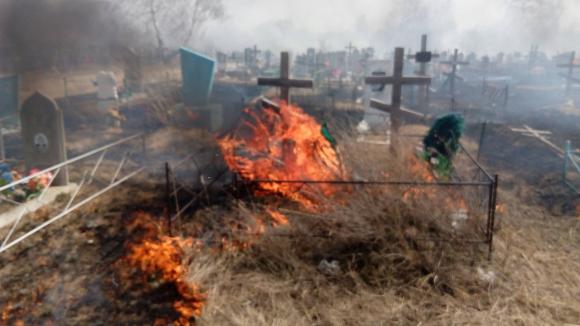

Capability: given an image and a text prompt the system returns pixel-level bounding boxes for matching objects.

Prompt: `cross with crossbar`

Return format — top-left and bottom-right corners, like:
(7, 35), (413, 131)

(440, 49), (469, 98)
(557, 51), (580, 92)
(364, 47), (431, 133)
(407, 34), (439, 109)
(407, 34), (440, 76)
(257, 51), (314, 105)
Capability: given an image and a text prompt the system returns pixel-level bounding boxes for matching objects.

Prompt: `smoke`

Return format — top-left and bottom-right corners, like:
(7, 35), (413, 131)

(0, 0), (141, 70)
(203, 0), (580, 55)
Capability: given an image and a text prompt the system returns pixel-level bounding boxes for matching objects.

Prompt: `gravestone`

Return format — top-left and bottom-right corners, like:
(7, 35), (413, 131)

(96, 71), (118, 100)
(20, 92), (68, 186)
(180, 47), (216, 106)
(0, 75), (19, 118)
(96, 71), (119, 112)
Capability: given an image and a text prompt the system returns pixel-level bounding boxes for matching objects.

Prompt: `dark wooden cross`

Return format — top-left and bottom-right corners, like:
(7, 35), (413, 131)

(440, 49), (469, 99)
(407, 34), (440, 76)
(406, 34), (439, 109)
(257, 51), (314, 104)
(364, 47), (431, 133)
(557, 51), (580, 92)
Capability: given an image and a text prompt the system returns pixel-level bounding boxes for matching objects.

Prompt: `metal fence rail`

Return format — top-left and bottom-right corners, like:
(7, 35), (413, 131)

(0, 133), (147, 255)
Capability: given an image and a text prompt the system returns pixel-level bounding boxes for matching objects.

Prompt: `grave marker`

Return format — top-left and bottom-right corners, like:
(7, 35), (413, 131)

(440, 49), (469, 100)
(0, 75), (19, 118)
(557, 51), (580, 92)
(407, 34), (439, 109)
(180, 48), (216, 106)
(528, 45), (539, 74)
(96, 71), (119, 112)
(20, 92), (68, 186)
(364, 48), (431, 134)
(258, 52), (314, 104)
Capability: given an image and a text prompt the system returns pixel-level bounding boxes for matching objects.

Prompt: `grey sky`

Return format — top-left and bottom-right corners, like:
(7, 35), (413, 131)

(201, 0), (580, 56)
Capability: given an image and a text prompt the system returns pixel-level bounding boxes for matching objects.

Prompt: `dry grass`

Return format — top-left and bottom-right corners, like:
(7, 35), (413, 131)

(0, 124), (578, 325)
(181, 128), (580, 326)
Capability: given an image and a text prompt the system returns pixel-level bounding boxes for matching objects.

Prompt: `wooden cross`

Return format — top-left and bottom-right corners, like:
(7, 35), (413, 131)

(406, 34), (439, 109)
(440, 49), (469, 98)
(407, 34), (440, 76)
(346, 42), (356, 71)
(257, 52), (314, 104)
(557, 51), (580, 92)
(364, 47), (431, 133)
(346, 42), (356, 55)
(511, 125), (564, 157)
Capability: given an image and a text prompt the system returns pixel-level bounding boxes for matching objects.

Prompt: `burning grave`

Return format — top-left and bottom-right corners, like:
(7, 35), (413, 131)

(218, 102), (346, 209)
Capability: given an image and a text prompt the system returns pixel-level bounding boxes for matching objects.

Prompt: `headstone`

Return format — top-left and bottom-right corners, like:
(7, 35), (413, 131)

(180, 47), (216, 106)
(0, 75), (19, 118)
(20, 92), (68, 186)
(96, 71), (118, 100)
(96, 71), (119, 112)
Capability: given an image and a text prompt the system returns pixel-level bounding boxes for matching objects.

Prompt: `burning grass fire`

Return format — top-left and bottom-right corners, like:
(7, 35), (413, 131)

(218, 102), (346, 209)
(119, 212), (206, 326)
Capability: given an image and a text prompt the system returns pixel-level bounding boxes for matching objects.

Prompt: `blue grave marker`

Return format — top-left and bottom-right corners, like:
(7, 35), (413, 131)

(0, 75), (19, 118)
(180, 48), (216, 106)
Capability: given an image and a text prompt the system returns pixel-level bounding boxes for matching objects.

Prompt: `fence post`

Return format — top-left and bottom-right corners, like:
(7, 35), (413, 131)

(0, 124), (5, 162)
(488, 174), (499, 261)
(477, 121), (488, 162)
(165, 162), (172, 236)
(563, 140), (571, 185)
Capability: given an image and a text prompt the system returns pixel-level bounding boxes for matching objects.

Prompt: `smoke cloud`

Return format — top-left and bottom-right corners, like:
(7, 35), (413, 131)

(202, 0), (580, 56)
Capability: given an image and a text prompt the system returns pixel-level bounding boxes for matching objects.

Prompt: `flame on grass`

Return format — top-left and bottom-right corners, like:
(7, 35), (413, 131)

(403, 154), (468, 213)
(218, 102), (346, 209)
(122, 212), (207, 326)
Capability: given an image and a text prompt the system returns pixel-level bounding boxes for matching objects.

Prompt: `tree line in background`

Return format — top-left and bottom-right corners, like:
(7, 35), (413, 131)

(0, 0), (225, 72)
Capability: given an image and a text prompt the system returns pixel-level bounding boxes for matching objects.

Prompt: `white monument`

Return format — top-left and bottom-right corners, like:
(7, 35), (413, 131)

(96, 71), (119, 112)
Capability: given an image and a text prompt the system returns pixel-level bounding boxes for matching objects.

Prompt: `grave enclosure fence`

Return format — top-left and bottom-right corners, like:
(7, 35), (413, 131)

(0, 133), (147, 255)
(164, 136), (499, 260)
(563, 140), (580, 194)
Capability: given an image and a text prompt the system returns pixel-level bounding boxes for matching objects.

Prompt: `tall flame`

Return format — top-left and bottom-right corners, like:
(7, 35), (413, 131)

(218, 102), (345, 209)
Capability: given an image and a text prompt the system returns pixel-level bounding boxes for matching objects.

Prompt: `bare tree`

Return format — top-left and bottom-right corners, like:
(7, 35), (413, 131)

(120, 0), (225, 49)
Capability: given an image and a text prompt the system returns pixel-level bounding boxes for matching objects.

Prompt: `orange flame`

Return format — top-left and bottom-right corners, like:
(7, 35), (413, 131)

(266, 208), (289, 226)
(1, 304), (12, 322)
(496, 204), (506, 214)
(403, 155), (436, 201)
(123, 213), (206, 325)
(403, 154), (468, 213)
(218, 102), (345, 209)
(1, 304), (24, 326)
